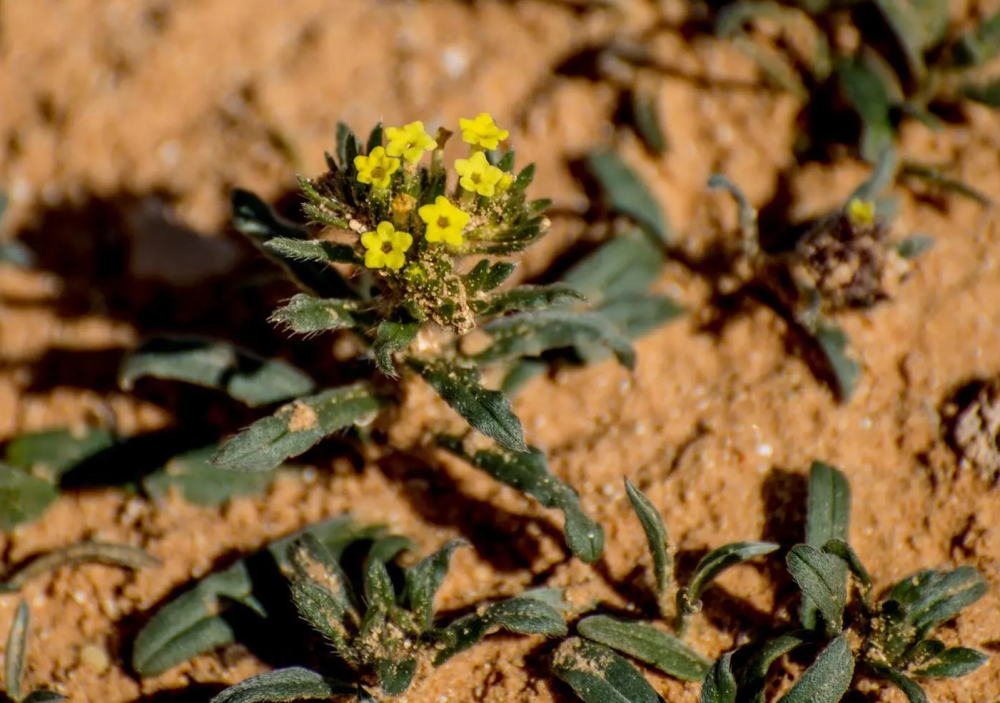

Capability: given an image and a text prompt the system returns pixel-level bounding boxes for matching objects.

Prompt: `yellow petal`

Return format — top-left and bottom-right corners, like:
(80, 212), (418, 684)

(360, 231), (381, 250)
(444, 229), (464, 247)
(417, 204), (437, 224)
(365, 249), (386, 268)
(376, 221), (395, 240)
(390, 230), (413, 251)
(385, 250), (406, 270)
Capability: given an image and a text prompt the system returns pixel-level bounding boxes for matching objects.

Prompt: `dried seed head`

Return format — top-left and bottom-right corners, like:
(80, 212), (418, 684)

(947, 379), (1000, 484)
(792, 209), (905, 310)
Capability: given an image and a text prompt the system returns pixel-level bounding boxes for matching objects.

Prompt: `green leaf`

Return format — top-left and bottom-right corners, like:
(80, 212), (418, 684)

(849, 145), (898, 203)
(552, 638), (665, 703)
(836, 55), (897, 163)
(437, 439), (604, 563)
(821, 538), (872, 596)
(143, 445), (277, 506)
(960, 78), (1000, 107)
(270, 294), (369, 334)
(910, 646), (988, 678)
(561, 230), (664, 302)
(364, 557), (397, 613)
(585, 150), (671, 243)
(409, 358), (526, 453)
(209, 667), (353, 703)
(623, 479), (672, 601)
(596, 294), (685, 340)
(1, 542), (158, 591)
(21, 691), (67, 703)
(806, 462), (850, 548)
(366, 122), (383, 154)
(500, 359), (548, 397)
(120, 337), (315, 407)
(631, 89), (667, 156)
(807, 320), (860, 402)
(888, 566), (988, 635)
(701, 653), (737, 703)
(378, 658), (418, 697)
(577, 616), (710, 681)
(878, 668), (928, 703)
(212, 383), (383, 473)
(899, 162), (993, 207)
(472, 283), (586, 317)
(5, 601), (29, 702)
(373, 320), (419, 377)
(287, 534), (358, 656)
(263, 238), (361, 265)
(336, 122), (361, 169)
(0, 464), (59, 531)
(950, 9), (1000, 67)
(896, 235), (935, 260)
(777, 635), (854, 703)
(739, 635), (804, 703)
(872, 0), (929, 84)
(4, 427), (115, 480)
(787, 545), (848, 635)
(463, 260), (516, 295)
(403, 540), (466, 631)
(708, 174), (759, 251)
(680, 542), (779, 620)
(471, 310), (636, 370)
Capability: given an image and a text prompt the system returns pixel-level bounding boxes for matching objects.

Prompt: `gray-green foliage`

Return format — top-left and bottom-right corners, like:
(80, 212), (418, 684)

(701, 461), (989, 702)
(0, 542), (158, 593)
(205, 523), (565, 701)
(2, 602), (66, 703)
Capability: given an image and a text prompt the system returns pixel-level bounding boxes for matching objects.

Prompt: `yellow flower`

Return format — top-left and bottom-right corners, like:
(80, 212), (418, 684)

(454, 151), (505, 197)
(361, 221), (413, 270)
(418, 196), (471, 247)
(497, 172), (514, 193)
(846, 198), (876, 227)
(385, 121), (438, 164)
(354, 147), (400, 189)
(459, 113), (509, 150)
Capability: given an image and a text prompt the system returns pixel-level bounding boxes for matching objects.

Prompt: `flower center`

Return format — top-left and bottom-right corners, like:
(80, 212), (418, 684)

(437, 216), (450, 229)
(372, 167), (385, 179)
(471, 173), (482, 184)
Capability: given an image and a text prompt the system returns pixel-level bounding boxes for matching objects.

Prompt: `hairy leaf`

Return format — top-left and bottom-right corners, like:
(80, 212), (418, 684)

(143, 445), (277, 506)
(787, 545), (848, 635)
(263, 238), (360, 265)
(472, 283), (585, 317)
(686, 541), (779, 604)
(373, 320), (419, 377)
(777, 635), (854, 703)
(410, 358), (526, 453)
(438, 438), (604, 563)
(4, 428), (115, 480)
(403, 540), (466, 631)
(0, 464), (59, 531)
(586, 150), (671, 243)
(471, 310), (636, 370)
(561, 230), (664, 302)
(822, 538), (872, 598)
(463, 260), (517, 295)
(701, 652), (737, 703)
(578, 616), (710, 681)
(5, 601), (29, 702)
(1, 542), (158, 592)
(209, 667), (354, 703)
(911, 646), (988, 678)
(270, 295), (368, 334)
(552, 638), (665, 703)
(802, 461), (850, 629)
(878, 668), (928, 703)
(120, 337), (315, 407)
(212, 383), (383, 473)
(623, 479), (672, 601)
(596, 294), (685, 340)
(740, 634), (804, 703)
(378, 658), (418, 697)
(501, 359), (549, 397)
(287, 534), (358, 656)
(888, 566), (988, 635)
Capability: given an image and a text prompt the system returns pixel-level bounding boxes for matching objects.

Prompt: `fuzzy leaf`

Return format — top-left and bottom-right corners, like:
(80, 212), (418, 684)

(836, 55), (897, 163)
(800, 459), (851, 636)
(0, 464), (59, 531)
(472, 310), (636, 370)
(501, 359), (549, 397)
(911, 646), (988, 678)
(680, 542), (779, 620)
(1, 542), (158, 591)
(586, 150), (670, 243)
(364, 557), (397, 613)
(896, 235), (935, 259)
(366, 122), (383, 154)
(777, 635), (854, 703)
(378, 658), (417, 697)
(410, 358), (526, 453)
(472, 284), (586, 317)
(270, 295), (369, 334)
(231, 189), (356, 299)
(120, 337), (315, 407)
(373, 320), (419, 377)
(463, 260), (517, 295)
(143, 445), (277, 506)
(336, 123), (361, 169)
(561, 230), (664, 302)
(631, 89), (667, 156)
(552, 638), (665, 703)
(287, 534), (357, 655)
(484, 596), (568, 636)
(4, 428), (115, 481)
(263, 238), (360, 265)
(403, 540), (466, 631)
(822, 538), (872, 594)
(740, 635), (804, 703)
(437, 438), (604, 563)
(577, 616), (710, 681)
(212, 383), (382, 473)
(597, 293), (685, 340)
(209, 667), (353, 703)
(623, 479), (672, 600)
(787, 545), (848, 635)
(5, 601), (29, 702)
(888, 566), (988, 635)
(879, 668), (928, 703)
(701, 653), (737, 703)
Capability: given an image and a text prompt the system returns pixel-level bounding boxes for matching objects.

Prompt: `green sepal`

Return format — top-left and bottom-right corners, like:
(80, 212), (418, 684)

(270, 295), (370, 334)
(552, 638), (665, 703)
(212, 383), (383, 473)
(336, 122), (362, 170)
(366, 122), (383, 154)
(577, 615), (710, 681)
(409, 358), (526, 453)
(209, 667), (354, 703)
(437, 437), (604, 563)
(119, 336), (315, 407)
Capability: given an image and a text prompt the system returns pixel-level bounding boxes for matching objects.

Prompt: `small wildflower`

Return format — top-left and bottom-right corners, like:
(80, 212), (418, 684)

(419, 196), (471, 247)
(361, 221), (413, 270)
(455, 151), (505, 197)
(385, 121), (438, 164)
(459, 113), (509, 150)
(846, 198), (876, 227)
(354, 147), (400, 189)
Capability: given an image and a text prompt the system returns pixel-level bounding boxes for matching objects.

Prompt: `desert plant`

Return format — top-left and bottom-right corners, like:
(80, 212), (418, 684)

(1, 602), (64, 703)
(119, 115), (682, 563)
(550, 478), (778, 703)
(700, 461), (990, 703)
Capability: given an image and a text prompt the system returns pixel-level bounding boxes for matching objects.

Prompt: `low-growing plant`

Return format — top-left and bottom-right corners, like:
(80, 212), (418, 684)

(550, 478), (778, 703)
(1, 601), (65, 703)
(119, 115), (683, 563)
(700, 461), (990, 703)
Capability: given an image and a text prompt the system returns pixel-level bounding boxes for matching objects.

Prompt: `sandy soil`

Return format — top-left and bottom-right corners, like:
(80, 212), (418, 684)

(1, 1), (999, 702)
